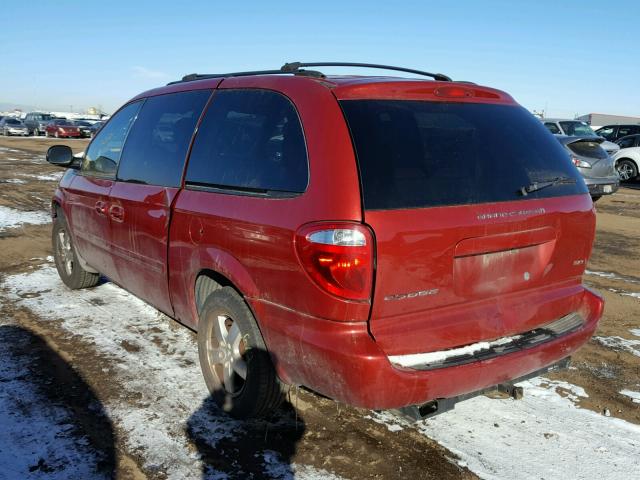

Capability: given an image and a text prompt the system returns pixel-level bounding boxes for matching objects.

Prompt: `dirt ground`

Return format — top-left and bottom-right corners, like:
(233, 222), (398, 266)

(0, 136), (638, 479)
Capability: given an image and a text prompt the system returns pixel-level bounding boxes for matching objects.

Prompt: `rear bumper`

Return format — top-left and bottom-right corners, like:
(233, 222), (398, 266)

(582, 175), (620, 195)
(252, 286), (603, 410)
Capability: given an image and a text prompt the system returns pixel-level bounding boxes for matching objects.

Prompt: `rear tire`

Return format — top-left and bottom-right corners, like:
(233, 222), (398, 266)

(52, 214), (100, 289)
(616, 159), (638, 182)
(197, 287), (285, 418)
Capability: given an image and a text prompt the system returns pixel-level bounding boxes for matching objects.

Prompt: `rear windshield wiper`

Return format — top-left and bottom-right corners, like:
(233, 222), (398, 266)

(518, 176), (576, 196)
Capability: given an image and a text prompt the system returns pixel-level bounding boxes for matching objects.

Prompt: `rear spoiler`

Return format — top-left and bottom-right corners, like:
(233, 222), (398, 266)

(555, 135), (605, 146)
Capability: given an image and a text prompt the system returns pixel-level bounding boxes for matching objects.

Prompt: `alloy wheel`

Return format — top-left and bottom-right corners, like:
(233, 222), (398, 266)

(56, 229), (74, 276)
(617, 161), (635, 181)
(206, 313), (247, 396)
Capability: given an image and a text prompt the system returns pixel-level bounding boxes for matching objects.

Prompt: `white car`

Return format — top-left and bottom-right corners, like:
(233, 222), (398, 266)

(612, 134), (640, 181)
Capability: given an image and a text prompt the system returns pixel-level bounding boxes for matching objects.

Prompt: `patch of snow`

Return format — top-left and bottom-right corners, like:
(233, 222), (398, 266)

(407, 376), (640, 480)
(2, 266), (342, 479)
(594, 336), (640, 357)
(262, 451), (343, 480)
(620, 390), (640, 404)
(630, 329), (640, 338)
(2, 178), (27, 184)
(0, 319), (109, 479)
(388, 335), (521, 368)
(19, 172), (64, 182)
(365, 411), (409, 432)
(586, 270), (640, 287)
(604, 286), (640, 301)
(0, 206), (50, 231)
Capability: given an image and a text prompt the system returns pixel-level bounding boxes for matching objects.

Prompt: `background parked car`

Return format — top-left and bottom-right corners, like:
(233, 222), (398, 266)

(543, 118), (620, 155)
(0, 117), (29, 136)
(612, 134), (640, 181)
(23, 112), (55, 136)
(595, 124), (640, 142)
(45, 119), (81, 138)
(88, 121), (105, 137)
(555, 135), (619, 200)
(72, 120), (93, 138)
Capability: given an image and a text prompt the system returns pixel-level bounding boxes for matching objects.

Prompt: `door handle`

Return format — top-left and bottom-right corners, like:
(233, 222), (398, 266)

(109, 204), (124, 222)
(95, 201), (107, 215)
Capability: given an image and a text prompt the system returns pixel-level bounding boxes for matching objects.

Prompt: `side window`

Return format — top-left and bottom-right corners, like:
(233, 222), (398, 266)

(82, 102), (142, 177)
(544, 122), (560, 134)
(596, 126), (615, 140)
(617, 137), (635, 149)
(116, 90), (211, 187)
(617, 126), (634, 138)
(186, 89), (308, 193)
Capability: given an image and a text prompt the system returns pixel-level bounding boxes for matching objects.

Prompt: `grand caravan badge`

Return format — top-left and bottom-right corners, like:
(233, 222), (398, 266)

(477, 207), (546, 221)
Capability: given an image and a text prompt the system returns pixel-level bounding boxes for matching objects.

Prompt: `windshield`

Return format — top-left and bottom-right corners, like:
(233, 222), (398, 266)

(559, 121), (597, 137)
(6, 119), (22, 125)
(341, 101), (586, 210)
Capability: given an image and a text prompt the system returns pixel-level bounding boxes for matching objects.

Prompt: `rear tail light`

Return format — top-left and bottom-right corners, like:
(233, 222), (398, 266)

(571, 155), (591, 168)
(295, 223), (374, 301)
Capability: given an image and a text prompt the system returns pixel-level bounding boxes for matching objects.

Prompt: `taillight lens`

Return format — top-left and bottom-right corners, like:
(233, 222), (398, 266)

(571, 155), (591, 168)
(295, 223), (374, 301)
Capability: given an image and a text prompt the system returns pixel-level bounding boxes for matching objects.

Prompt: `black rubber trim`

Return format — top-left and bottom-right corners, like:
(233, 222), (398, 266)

(399, 313), (584, 371)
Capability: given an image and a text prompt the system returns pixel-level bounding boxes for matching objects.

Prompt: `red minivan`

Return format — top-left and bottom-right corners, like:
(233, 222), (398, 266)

(46, 62), (603, 419)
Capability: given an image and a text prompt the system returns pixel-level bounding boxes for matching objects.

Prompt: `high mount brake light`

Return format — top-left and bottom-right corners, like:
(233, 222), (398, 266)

(295, 223), (374, 301)
(434, 86), (473, 98)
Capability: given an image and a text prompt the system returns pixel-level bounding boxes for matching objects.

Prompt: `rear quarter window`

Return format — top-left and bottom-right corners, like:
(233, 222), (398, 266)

(340, 100), (586, 210)
(185, 89), (308, 194)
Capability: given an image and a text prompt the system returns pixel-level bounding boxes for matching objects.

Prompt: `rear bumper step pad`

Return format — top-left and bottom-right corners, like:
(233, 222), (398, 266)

(388, 312), (583, 371)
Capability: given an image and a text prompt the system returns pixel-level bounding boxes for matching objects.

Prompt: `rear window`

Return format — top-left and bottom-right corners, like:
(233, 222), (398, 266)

(340, 100), (586, 210)
(567, 140), (608, 160)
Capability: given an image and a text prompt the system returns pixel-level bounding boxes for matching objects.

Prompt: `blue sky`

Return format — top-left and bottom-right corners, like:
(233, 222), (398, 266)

(2, 0), (638, 117)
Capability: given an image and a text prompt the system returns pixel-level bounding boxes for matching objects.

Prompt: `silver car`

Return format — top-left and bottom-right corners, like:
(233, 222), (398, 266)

(542, 118), (620, 155)
(0, 117), (29, 136)
(555, 136), (619, 201)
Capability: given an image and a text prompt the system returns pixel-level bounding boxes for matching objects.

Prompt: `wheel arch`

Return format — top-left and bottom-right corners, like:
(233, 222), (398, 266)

(193, 266), (292, 385)
(615, 156), (640, 168)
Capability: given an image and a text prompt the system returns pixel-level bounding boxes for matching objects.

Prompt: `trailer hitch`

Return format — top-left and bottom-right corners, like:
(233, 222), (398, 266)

(391, 357), (570, 422)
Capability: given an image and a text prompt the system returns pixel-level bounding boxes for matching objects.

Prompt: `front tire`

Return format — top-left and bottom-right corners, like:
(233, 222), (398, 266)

(616, 159), (638, 182)
(197, 287), (285, 418)
(52, 214), (100, 289)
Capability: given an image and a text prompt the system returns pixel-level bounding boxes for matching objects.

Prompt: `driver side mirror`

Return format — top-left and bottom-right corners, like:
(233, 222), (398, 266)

(46, 145), (80, 169)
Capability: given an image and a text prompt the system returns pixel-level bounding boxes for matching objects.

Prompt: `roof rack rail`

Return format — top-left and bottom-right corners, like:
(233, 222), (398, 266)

(281, 62), (451, 82)
(168, 61), (451, 85)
